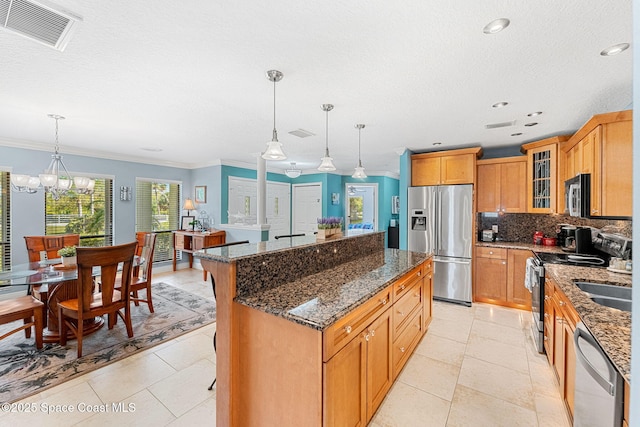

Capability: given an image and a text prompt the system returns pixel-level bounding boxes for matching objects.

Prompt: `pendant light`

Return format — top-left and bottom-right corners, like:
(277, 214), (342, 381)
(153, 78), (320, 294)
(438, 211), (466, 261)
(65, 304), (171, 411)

(352, 124), (367, 178)
(318, 104), (336, 171)
(11, 114), (95, 200)
(284, 162), (302, 178)
(261, 70), (287, 160)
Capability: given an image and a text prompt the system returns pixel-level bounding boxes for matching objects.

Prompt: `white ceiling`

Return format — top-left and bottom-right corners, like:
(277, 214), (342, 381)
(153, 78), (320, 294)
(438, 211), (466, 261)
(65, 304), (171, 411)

(0, 0), (632, 175)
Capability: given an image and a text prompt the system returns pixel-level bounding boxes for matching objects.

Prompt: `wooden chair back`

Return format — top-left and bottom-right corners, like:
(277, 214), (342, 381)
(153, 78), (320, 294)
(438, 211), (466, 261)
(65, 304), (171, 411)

(24, 234), (80, 262)
(137, 233), (157, 282)
(76, 242), (137, 314)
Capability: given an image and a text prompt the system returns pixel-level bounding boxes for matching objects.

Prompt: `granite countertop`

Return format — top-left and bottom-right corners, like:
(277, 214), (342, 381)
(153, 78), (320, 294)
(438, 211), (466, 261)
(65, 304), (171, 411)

(476, 241), (566, 254)
(235, 249), (429, 331)
(544, 264), (632, 383)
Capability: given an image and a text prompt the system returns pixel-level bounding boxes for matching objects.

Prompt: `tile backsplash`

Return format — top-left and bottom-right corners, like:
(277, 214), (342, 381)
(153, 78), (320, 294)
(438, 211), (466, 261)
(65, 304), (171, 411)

(477, 213), (632, 243)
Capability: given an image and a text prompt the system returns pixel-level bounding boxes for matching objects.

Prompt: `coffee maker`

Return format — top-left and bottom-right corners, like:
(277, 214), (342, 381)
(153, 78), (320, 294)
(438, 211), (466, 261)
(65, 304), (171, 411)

(558, 224), (577, 251)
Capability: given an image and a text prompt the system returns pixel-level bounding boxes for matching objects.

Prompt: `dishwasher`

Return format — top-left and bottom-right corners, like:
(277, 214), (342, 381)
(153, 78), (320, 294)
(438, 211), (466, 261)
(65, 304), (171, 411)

(573, 322), (623, 427)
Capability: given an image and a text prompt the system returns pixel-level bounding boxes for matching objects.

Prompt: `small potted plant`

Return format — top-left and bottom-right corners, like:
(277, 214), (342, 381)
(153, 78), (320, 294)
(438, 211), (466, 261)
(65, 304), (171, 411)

(317, 217), (343, 240)
(57, 245), (77, 267)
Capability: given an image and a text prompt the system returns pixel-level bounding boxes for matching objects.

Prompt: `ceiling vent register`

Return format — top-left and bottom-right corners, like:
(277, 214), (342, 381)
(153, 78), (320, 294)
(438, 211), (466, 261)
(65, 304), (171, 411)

(484, 120), (516, 130)
(0, 0), (82, 51)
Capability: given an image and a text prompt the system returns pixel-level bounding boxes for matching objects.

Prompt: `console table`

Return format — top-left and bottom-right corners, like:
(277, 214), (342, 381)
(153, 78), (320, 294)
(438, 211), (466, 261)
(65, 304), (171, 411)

(173, 230), (225, 280)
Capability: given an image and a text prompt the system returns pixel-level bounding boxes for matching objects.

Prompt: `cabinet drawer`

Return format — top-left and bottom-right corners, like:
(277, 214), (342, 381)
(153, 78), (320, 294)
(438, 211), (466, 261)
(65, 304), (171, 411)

(174, 236), (185, 250)
(423, 259), (432, 274)
(323, 285), (392, 362)
(476, 247), (507, 259)
(393, 264), (423, 301)
(192, 236), (204, 251)
(393, 279), (422, 336)
(392, 309), (422, 378)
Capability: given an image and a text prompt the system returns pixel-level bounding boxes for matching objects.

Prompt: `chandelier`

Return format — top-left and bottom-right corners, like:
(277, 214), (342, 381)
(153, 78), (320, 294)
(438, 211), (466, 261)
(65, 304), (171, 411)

(317, 104), (336, 171)
(261, 70), (287, 160)
(352, 124), (367, 178)
(11, 114), (95, 200)
(284, 162), (301, 178)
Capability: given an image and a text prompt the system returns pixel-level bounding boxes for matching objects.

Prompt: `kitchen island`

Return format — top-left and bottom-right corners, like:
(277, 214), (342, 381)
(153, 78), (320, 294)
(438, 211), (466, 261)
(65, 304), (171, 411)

(196, 232), (432, 426)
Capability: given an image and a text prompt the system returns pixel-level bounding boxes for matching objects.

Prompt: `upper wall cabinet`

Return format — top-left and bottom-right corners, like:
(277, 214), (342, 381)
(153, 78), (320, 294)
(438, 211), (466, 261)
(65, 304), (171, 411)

(521, 136), (570, 214)
(561, 110), (632, 218)
(411, 147), (482, 186)
(476, 157), (527, 213)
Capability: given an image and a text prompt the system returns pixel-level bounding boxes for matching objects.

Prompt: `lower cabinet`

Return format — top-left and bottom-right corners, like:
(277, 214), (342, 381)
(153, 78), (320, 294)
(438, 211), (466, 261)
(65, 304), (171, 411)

(547, 276), (578, 424)
(324, 309), (392, 427)
(474, 247), (532, 310)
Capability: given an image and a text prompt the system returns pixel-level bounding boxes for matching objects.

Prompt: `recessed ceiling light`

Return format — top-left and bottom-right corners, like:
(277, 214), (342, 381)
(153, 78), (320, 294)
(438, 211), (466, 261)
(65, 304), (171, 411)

(483, 18), (510, 34)
(141, 147), (163, 152)
(511, 133), (523, 136)
(527, 111), (542, 117)
(600, 43), (630, 56)
(433, 142), (442, 146)
(524, 122), (538, 127)
(492, 102), (509, 108)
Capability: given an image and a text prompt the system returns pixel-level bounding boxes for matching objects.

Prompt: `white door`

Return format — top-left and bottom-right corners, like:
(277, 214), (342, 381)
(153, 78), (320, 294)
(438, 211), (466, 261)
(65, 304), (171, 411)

(292, 183), (322, 234)
(228, 178), (291, 238)
(345, 183), (378, 234)
(266, 181), (291, 238)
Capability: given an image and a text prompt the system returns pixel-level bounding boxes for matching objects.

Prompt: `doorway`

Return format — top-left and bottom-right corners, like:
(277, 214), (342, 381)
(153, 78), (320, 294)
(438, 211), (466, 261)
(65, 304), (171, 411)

(292, 183), (322, 234)
(345, 183), (378, 234)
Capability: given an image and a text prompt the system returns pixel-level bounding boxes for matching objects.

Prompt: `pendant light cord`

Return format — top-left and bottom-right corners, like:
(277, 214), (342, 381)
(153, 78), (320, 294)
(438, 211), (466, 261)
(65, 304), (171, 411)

(358, 126), (362, 167)
(54, 117), (60, 155)
(325, 108), (330, 156)
(272, 78), (277, 141)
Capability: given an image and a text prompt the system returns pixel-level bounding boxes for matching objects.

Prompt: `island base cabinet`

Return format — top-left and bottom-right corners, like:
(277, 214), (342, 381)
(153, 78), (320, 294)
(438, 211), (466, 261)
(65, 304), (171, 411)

(324, 308), (393, 426)
(392, 309), (423, 378)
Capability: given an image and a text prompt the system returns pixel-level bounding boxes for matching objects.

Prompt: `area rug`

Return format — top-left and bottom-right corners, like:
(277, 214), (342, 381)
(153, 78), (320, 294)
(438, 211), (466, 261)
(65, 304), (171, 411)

(0, 282), (216, 403)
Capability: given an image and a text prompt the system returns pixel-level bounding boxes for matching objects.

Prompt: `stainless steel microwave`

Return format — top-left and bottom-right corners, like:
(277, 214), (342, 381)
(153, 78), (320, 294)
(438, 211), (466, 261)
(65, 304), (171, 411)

(565, 173), (590, 217)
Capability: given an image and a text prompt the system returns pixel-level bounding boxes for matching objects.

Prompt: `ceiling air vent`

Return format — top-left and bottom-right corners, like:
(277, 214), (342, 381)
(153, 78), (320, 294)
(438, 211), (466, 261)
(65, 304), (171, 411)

(485, 120), (516, 130)
(288, 129), (315, 138)
(0, 0), (82, 51)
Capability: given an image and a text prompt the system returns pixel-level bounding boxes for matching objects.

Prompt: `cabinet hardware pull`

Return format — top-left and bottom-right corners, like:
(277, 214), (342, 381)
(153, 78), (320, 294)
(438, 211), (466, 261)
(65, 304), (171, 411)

(370, 329), (375, 337)
(417, 271), (421, 276)
(502, 261), (506, 265)
(398, 310), (405, 316)
(400, 284), (405, 290)
(380, 298), (387, 305)
(544, 313), (548, 318)
(489, 251), (494, 255)
(559, 301), (565, 306)
(400, 346), (406, 353)
(414, 293), (420, 298)
(544, 295), (550, 301)
(345, 326), (352, 334)
(365, 333), (370, 342)
(544, 336), (548, 341)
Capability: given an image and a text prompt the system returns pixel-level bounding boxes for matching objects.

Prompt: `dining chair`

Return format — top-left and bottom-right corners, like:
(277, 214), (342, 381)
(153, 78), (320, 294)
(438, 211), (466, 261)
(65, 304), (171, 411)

(58, 241), (137, 357)
(125, 232), (157, 313)
(0, 296), (45, 349)
(24, 234), (80, 262)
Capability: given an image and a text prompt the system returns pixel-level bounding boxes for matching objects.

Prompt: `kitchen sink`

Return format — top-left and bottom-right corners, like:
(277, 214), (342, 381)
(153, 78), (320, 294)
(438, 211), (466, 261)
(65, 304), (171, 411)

(589, 296), (632, 312)
(574, 281), (632, 300)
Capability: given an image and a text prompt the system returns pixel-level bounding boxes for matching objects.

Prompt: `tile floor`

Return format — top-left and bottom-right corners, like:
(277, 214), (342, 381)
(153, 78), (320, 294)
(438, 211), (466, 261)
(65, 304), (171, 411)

(0, 269), (571, 426)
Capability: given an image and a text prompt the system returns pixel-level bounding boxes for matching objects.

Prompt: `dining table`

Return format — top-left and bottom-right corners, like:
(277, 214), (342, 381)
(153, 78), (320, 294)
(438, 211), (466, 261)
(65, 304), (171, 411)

(0, 256), (142, 343)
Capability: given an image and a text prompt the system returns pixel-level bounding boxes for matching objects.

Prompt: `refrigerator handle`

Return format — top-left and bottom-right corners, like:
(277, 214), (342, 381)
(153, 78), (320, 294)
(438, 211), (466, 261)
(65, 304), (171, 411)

(574, 325), (616, 395)
(435, 188), (441, 253)
(433, 258), (471, 265)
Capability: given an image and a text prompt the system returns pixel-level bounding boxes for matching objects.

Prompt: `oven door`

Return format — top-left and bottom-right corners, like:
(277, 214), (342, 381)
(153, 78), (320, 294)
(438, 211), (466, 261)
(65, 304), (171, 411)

(528, 261), (544, 330)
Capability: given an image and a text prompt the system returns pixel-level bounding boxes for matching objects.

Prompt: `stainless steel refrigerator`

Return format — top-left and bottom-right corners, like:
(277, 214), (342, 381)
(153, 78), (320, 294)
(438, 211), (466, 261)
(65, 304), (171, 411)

(408, 185), (473, 306)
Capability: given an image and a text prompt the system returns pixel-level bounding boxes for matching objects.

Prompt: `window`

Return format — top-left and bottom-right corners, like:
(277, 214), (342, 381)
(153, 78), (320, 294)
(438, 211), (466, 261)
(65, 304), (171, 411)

(0, 171), (10, 271)
(45, 178), (114, 247)
(135, 179), (181, 262)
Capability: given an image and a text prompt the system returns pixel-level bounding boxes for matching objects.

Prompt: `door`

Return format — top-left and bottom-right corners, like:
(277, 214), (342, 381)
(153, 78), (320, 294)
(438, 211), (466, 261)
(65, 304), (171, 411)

(228, 177), (257, 223)
(345, 183), (378, 233)
(407, 186), (436, 253)
(266, 181), (291, 238)
(436, 185), (472, 258)
(365, 309), (392, 421)
(292, 183), (322, 234)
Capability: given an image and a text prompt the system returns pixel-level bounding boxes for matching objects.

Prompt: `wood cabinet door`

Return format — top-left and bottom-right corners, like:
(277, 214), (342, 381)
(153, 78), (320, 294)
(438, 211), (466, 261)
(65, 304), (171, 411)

(506, 249), (532, 309)
(440, 154), (474, 184)
(474, 257), (507, 301)
(476, 163), (500, 212)
(600, 120), (632, 217)
(552, 295), (565, 385)
(411, 157), (441, 186)
(562, 316), (576, 421)
(500, 161), (527, 213)
(365, 309), (393, 422)
(580, 129), (597, 175)
(423, 267), (433, 330)
(324, 334), (367, 427)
